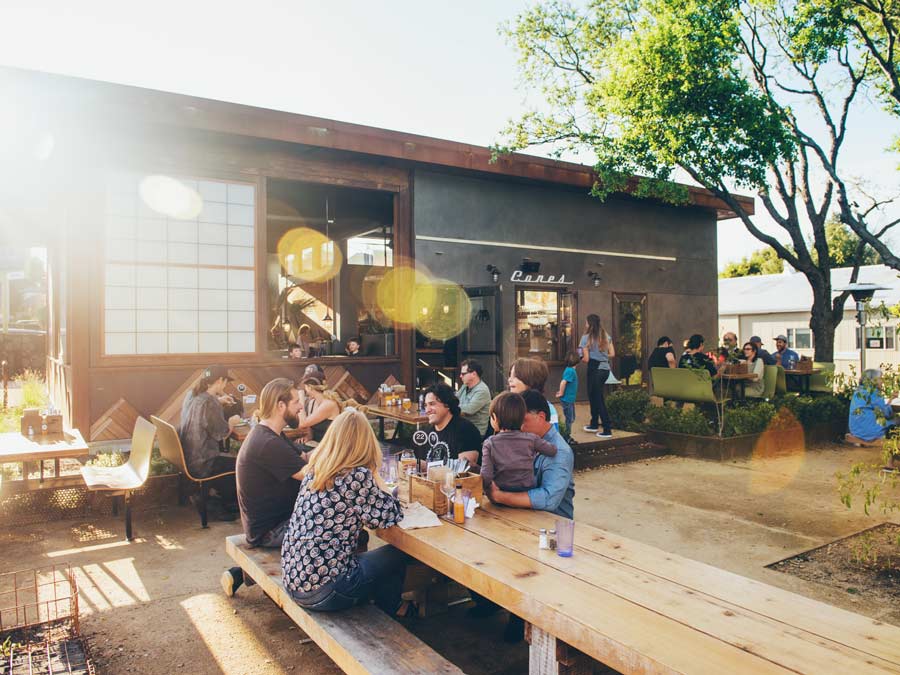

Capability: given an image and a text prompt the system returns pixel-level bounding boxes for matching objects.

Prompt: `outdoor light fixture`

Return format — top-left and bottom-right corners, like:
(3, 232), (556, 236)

(836, 282), (890, 373)
(587, 270), (602, 288)
(486, 264), (501, 284)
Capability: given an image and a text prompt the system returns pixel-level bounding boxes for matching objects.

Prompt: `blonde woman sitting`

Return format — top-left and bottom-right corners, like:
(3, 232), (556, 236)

(281, 407), (407, 613)
(296, 375), (342, 444)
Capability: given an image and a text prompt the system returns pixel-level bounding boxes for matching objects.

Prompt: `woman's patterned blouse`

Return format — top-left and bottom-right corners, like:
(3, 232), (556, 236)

(281, 466), (403, 593)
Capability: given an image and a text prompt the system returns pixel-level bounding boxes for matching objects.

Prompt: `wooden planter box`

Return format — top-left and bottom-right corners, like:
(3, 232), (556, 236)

(725, 362), (748, 375)
(408, 472), (482, 513)
(648, 426), (806, 461)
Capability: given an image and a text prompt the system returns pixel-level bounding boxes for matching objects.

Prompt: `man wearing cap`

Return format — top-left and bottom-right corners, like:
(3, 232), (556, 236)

(773, 335), (800, 370)
(179, 366), (242, 516)
(749, 336), (777, 366)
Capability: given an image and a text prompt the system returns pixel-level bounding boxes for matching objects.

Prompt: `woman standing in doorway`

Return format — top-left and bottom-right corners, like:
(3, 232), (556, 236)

(580, 314), (614, 439)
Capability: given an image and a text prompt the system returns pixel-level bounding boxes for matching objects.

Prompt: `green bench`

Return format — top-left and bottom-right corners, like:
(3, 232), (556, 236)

(651, 367), (729, 404)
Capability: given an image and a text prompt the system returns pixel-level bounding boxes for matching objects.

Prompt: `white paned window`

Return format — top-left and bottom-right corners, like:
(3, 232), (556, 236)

(787, 328), (813, 350)
(103, 173), (256, 355)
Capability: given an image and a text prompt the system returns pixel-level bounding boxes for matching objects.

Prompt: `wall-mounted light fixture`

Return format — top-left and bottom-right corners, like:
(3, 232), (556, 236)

(587, 270), (602, 288)
(486, 264), (501, 284)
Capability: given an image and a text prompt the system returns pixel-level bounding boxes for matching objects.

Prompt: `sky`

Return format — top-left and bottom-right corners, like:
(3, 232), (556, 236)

(1, 0), (897, 270)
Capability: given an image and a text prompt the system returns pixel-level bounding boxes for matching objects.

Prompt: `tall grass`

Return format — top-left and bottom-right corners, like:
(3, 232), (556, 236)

(0, 370), (49, 433)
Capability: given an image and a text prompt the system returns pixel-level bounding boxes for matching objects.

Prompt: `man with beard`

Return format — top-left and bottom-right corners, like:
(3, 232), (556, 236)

(222, 378), (306, 597)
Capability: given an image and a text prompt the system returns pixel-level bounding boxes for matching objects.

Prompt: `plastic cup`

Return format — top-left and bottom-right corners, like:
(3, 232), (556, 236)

(556, 518), (574, 557)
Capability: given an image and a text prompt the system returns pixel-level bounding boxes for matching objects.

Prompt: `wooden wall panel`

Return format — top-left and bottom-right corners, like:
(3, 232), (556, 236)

(90, 397), (140, 442)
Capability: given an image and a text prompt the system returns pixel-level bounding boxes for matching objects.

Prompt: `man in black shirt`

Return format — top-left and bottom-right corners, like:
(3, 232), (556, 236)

(222, 378), (306, 597)
(749, 336), (777, 366)
(648, 336), (677, 369)
(422, 384), (483, 466)
(677, 334), (723, 378)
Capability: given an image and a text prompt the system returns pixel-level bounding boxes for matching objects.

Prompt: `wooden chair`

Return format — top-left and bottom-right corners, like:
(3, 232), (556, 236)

(151, 415), (235, 528)
(80, 416), (155, 541)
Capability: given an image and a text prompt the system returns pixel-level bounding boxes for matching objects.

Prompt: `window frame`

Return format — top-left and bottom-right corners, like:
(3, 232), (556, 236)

(787, 327), (813, 350)
(513, 285), (576, 365)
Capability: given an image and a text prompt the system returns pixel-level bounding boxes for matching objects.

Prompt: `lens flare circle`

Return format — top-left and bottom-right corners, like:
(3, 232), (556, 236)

(139, 175), (203, 220)
(277, 227), (342, 283)
(376, 264), (435, 326)
(415, 279), (472, 341)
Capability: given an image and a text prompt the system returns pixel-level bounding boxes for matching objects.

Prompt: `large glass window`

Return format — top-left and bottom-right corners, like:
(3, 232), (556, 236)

(515, 288), (573, 361)
(103, 173), (256, 355)
(266, 180), (395, 357)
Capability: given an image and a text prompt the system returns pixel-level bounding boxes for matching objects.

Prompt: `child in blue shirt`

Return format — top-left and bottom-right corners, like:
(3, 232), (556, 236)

(556, 352), (580, 442)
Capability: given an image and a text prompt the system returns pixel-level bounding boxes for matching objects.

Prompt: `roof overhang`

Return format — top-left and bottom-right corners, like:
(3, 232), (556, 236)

(1, 66), (754, 219)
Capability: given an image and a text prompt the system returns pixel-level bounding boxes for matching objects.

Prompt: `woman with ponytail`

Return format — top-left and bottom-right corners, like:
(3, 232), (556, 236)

(296, 376), (342, 443)
(579, 314), (614, 439)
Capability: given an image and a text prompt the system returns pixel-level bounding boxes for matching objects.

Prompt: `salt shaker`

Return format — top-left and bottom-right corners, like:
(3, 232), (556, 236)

(538, 528), (549, 550)
(548, 529), (557, 551)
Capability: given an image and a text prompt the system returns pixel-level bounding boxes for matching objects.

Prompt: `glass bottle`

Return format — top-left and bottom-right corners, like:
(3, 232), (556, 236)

(453, 484), (465, 524)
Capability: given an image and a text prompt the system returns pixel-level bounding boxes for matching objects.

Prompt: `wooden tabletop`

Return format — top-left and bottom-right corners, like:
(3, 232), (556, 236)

(378, 502), (900, 674)
(0, 429), (90, 463)
(783, 368), (822, 375)
(366, 405), (429, 425)
(719, 372), (758, 380)
(230, 424), (305, 444)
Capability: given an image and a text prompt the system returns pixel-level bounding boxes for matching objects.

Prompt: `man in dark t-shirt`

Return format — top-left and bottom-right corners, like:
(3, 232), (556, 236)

(222, 378), (305, 598)
(421, 384), (483, 465)
(677, 334), (722, 378)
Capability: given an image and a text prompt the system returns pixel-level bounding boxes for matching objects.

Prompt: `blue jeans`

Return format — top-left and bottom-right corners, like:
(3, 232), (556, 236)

(288, 544), (408, 614)
(561, 401), (575, 432)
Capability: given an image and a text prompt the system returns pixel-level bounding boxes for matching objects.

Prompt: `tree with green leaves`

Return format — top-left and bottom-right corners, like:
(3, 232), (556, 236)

(720, 247), (784, 278)
(497, 0), (899, 360)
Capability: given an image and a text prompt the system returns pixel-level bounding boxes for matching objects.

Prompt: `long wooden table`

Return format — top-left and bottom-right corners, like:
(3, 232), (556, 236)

(378, 502), (900, 674)
(366, 405), (428, 441)
(0, 429), (90, 488)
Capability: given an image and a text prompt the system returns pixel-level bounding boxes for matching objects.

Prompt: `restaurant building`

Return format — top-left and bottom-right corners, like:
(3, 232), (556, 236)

(1, 67), (751, 441)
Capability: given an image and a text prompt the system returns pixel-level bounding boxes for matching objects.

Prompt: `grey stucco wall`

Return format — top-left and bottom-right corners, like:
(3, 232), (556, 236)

(412, 169), (720, 400)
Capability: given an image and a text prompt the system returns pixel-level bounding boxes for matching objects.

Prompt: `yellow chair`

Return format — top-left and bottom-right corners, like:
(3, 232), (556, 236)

(151, 415), (235, 528)
(81, 416), (155, 541)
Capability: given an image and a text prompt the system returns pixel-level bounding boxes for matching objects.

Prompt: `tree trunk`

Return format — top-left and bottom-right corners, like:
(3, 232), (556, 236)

(809, 293), (836, 362)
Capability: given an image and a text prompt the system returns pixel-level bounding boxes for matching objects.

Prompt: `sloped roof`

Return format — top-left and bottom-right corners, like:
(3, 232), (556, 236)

(719, 265), (900, 315)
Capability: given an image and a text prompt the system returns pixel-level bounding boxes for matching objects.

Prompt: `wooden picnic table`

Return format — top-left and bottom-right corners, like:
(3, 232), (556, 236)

(377, 501), (900, 674)
(0, 429), (90, 487)
(366, 405), (428, 441)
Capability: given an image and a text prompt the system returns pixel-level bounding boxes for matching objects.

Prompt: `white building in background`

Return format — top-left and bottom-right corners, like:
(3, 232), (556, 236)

(718, 265), (900, 375)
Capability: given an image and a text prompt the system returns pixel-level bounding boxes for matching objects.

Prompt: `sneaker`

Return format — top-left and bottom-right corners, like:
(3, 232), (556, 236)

(583, 425), (599, 432)
(221, 567), (244, 597)
(596, 432), (613, 439)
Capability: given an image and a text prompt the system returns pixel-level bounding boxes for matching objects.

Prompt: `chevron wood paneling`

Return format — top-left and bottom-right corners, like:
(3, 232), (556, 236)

(90, 397), (141, 442)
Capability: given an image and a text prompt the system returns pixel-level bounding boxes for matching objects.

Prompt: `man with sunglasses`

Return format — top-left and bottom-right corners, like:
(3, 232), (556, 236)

(457, 359), (492, 436)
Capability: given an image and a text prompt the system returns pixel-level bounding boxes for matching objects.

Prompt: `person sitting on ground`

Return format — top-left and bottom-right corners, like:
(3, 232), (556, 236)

(282, 408), (407, 614)
(648, 336), (677, 369)
(296, 376), (342, 444)
(423, 384), (483, 466)
(481, 392), (557, 492)
(678, 334), (724, 378)
(458, 358), (492, 436)
(178, 365), (241, 519)
(222, 378), (307, 597)
(555, 351), (580, 442)
(287, 343), (303, 359)
(848, 368), (898, 443)
(749, 335), (776, 366)
(741, 342), (766, 398)
(345, 337), (361, 357)
(773, 334), (799, 369)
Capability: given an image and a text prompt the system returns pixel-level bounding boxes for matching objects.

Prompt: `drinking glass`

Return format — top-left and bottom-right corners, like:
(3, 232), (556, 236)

(402, 398), (412, 413)
(400, 450), (417, 476)
(440, 471), (456, 517)
(382, 455), (399, 488)
(556, 518), (575, 557)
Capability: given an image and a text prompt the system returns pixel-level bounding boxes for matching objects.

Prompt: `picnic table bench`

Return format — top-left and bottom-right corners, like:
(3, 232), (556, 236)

(378, 502), (900, 675)
(224, 534), (463, 675)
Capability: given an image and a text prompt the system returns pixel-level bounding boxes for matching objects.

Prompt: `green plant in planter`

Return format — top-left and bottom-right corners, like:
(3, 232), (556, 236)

(86, 450), (126, 468)
(607, 389), (651, 432)
(646, 405), (714, 437)
(776, 395), (850, 430)
(722, 402), (777, 437)
(837, 432), (900, 517)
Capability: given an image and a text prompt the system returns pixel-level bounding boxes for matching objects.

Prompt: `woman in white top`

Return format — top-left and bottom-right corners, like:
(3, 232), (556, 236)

(742, 342), (766, 398)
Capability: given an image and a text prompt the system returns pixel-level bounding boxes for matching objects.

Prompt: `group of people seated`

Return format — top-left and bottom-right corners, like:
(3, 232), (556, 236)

(647, 331), (802, 399)
(175, 355), (576, 642)
(286, 326), (362, 360)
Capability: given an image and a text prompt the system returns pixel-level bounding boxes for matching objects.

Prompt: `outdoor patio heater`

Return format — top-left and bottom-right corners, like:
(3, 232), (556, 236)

(836, 282), (890, 373)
